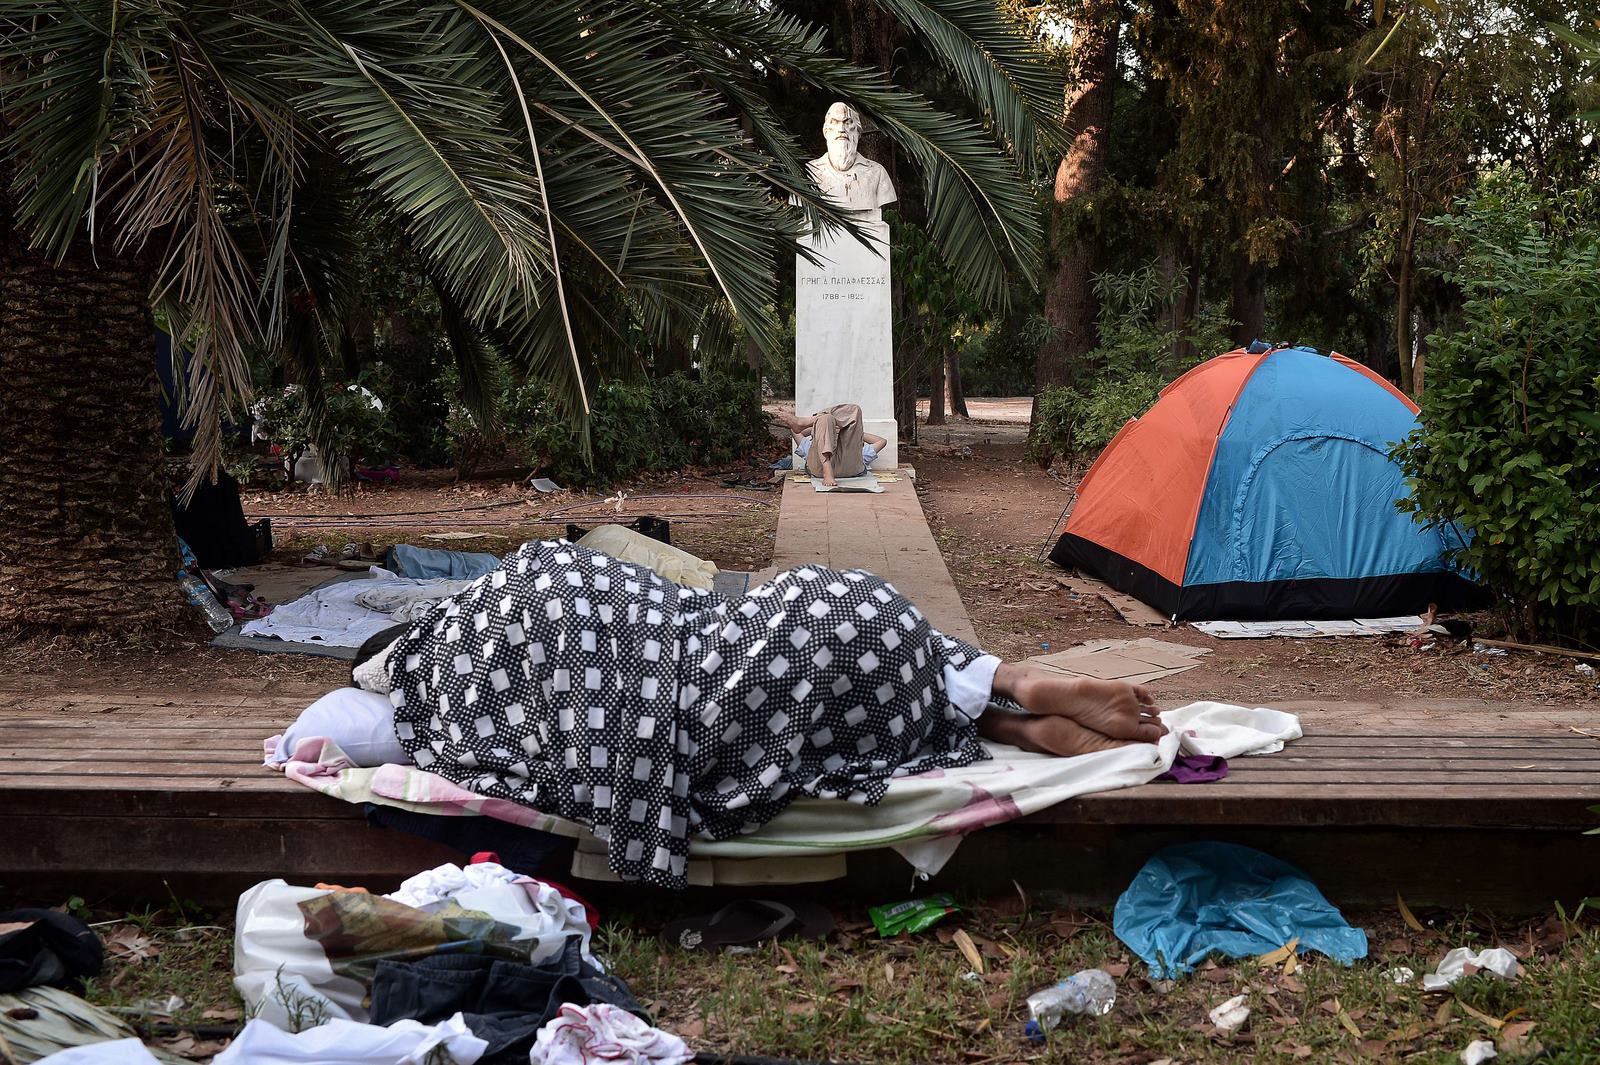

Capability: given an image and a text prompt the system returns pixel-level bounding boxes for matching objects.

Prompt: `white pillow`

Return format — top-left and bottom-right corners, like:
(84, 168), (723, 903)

(269, 688), (409, 768)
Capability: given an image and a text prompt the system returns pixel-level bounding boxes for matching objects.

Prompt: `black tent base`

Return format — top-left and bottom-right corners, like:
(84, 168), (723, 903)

(1050, 533), (1489, 622)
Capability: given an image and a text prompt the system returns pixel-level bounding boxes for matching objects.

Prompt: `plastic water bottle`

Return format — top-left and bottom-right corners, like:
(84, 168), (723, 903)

(1024, 968), (1116, 1040)
(177, 572), (235, 632)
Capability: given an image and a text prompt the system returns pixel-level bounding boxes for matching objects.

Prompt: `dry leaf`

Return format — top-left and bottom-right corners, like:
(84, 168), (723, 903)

(1335, 1004), (1365, 1039)
(678, 1019), (706, 1040)
(105, 928), (160, 962)
(200, 1007), (242, 1021)
(828, 977), (863, 995)
(1383, 937), (1413, 954)
(1283, 952), (1298, 977)
(1457, 999), (1504, 1031)
(1397, 893), (1426, 933)
(1280, 974), (1305, 994)
(1389, 1021), (1427, 1042)
(1358, 1039), (1391, 1056)
(884, 962), (895, 984)
(952, 929), (985, 974)
(1201, 966), (1232, 984)
(1281, 1043), (1314, 1059)
(1103, 961), (1130, 978)
(973, 1017), (991, 1035)
(1257, 938), (1301, 966)
(784, 1002), (816, 1017)
(1434, 999), (1455, 1027)
(775, 963), (799, 975)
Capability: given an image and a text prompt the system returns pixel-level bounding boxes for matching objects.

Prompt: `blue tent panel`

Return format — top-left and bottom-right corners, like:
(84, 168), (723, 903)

(1183, 347), (1452, 588)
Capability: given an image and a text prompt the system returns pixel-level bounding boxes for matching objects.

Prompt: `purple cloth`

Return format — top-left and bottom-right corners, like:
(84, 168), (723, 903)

(1155, 754), (1228, 784)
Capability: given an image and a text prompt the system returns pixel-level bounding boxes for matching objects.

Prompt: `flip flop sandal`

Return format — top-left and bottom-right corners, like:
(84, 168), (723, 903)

(660, 899), (833, 951)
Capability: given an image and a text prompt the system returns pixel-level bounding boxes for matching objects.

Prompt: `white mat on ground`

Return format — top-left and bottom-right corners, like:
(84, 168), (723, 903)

(270, 701), (1300, 883)
(239, 569), (476, 648)
(812, 472), (884, 493)
(1193, 616), (1426, 639)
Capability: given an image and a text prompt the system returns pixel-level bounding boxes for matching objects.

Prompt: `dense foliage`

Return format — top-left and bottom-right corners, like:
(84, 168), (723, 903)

(1393, 176), (1600, 644)
(1028, 264), (1232, 462)
(450, 373), (775, 489)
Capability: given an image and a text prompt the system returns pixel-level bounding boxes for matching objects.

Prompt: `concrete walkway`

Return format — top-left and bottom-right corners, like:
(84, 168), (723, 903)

(761, 476), (976, 643)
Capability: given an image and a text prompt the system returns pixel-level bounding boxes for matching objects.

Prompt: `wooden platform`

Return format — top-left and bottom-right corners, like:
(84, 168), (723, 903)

(4, 696), (1598, 910)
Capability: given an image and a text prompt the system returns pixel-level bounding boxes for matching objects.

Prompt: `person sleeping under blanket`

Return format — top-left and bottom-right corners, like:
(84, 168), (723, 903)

(342, 539), (1166, 889)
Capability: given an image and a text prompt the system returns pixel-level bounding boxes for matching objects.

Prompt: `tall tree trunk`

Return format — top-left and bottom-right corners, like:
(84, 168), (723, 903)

(0, 224), (181, 633)
(947, 349), (969, 417)
(1228, 255), (1266, 347)
(1395, 252), (1414, 396)
(1032, 0), (1120, 401)
(927, 346), (946, 425)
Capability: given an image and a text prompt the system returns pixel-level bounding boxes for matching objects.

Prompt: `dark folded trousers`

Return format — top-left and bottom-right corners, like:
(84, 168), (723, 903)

(369, 937), (643, 1064)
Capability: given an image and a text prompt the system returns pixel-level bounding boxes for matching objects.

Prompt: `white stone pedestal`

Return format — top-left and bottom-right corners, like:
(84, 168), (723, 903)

(795, 220), (897, 469)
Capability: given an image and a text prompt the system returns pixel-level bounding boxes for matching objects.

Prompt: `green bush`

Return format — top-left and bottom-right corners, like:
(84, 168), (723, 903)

(253, 378), (399, 481)
(1393, 174), (1600, 644)
(456, 372), (772, 489)
(1029, 263), (1233, 462)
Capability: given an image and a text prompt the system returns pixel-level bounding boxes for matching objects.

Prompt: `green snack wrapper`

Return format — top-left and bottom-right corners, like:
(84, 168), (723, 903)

(868, 892), (959, 936)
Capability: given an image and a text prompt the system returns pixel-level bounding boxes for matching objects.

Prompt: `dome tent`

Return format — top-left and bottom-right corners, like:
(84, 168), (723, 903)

(1049, 344), (1482, 621)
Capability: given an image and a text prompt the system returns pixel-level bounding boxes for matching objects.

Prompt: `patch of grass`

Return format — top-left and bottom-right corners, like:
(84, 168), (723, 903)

(599, 902), (1600, 1064)
(77, 905), (241, 1032)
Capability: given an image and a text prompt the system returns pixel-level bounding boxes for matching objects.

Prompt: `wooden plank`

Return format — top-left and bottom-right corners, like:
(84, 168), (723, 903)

(0, 773), (297, 790)
(0, 814), (461, 878)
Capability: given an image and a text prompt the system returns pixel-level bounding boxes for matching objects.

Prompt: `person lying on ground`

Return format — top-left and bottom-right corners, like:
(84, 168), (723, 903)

(774, 403), (875, 485)
(350, 540), (1165, 888)
(790, 425), (886, 478)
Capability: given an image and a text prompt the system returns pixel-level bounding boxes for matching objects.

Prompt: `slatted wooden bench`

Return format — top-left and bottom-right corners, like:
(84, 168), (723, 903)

(4, 700), (1598, 909)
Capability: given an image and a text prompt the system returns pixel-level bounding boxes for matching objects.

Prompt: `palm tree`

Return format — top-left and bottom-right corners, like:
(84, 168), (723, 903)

(0, 0), (1058, 632)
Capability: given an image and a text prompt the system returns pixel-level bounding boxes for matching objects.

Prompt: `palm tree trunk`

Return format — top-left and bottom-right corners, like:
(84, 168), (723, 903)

(1032, 0), (1120, 400)
(0, 226), (182, 633)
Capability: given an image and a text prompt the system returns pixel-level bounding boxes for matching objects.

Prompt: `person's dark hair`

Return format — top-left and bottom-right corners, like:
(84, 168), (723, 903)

(351, 623), (409, 685)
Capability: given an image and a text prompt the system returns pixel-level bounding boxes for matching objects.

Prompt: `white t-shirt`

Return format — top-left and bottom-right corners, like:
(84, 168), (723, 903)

(796, 437), (878, 466)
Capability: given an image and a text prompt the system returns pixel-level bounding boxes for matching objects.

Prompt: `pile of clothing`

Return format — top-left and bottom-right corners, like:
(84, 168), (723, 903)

(3, 858), (693, 1065)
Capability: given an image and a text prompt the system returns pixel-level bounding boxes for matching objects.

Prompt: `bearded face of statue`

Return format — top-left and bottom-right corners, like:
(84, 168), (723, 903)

(823, 103), (860, 172)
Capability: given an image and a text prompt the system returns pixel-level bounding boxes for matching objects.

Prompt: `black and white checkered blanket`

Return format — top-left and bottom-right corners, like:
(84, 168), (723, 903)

(388, 541), (988, 888)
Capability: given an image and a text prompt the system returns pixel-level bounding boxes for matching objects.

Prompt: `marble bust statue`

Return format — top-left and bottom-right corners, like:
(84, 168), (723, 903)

(806, 102), (897, 214)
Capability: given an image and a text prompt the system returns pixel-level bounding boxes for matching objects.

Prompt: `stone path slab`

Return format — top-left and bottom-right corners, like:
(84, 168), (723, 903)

(762, 477), (976, 643)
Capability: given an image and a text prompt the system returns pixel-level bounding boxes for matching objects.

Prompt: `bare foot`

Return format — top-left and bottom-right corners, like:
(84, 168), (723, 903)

(979, 712), (1152, 757)
(993, 665), (1167, 744)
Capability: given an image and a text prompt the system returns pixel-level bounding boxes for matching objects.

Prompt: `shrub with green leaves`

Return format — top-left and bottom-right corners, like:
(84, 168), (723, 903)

(1029, 263), (1233, 462)
(253, 379), (399, 482)
(1393, 174), (1600, 643)
(458, 372), (772, 489)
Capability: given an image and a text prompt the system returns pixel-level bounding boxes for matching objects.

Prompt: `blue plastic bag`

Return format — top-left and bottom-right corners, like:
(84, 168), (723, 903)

(1112, 842), (1367, 978)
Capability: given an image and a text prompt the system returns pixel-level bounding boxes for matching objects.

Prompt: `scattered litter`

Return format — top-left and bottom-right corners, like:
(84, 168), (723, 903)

(1472, 643), (1509, 656)
(1461, 1039), (1498, 1064)
(1383, 966), (1416, 985)
(868, 893), (959, 937)
(1577, 663), (1597, 677)
(1192, 616), (1425, 639)
(960, 971), (982, 983)
(1024, 968), (1116, 1040)
(1208, 994), (1250, 1032)
(528, 477), (563, 493)
(1422, 947), (1521, 991)
(1113, 842), (1368, 978)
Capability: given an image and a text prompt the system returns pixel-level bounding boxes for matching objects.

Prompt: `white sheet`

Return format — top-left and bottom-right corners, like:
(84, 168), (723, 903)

(240, 571), (473, 648)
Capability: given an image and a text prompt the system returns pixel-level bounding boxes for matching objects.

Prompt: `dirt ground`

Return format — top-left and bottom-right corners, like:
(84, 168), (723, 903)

(901, 413), (1598, 709)
(6, 406), (1595, 711)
